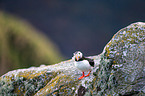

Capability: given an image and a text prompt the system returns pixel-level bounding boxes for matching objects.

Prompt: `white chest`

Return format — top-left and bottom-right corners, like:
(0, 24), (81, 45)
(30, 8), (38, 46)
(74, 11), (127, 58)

(74, 60), (92, 72)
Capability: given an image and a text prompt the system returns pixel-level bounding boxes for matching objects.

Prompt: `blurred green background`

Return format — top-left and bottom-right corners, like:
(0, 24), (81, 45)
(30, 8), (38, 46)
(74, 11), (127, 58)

(0, 11), (63, 76)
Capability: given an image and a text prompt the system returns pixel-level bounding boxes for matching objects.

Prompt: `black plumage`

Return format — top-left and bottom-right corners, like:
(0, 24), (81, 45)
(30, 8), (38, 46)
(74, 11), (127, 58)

(75, 56), (94, 67)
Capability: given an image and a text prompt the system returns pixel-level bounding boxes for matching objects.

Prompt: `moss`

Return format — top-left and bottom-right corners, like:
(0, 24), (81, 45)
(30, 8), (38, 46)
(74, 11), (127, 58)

(0, 77), (15, 95)
(35, 74), (79, 96)
(85, 22), (145, 95)
(0, 68), (58, 95)
(86, 54), (116, 95)
(105, 22), (145, 65)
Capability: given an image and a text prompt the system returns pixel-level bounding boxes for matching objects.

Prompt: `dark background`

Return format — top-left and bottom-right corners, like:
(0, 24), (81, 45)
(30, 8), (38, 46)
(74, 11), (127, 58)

(0, 0), (145, 59)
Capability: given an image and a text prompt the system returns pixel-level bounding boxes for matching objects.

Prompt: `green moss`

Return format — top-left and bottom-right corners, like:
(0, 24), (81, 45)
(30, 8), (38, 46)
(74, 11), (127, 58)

(86, 22), (145, 95)
(105, 22), (145, 65)
(0, 67), (58, 95)
(0, 77), (15, 95)
(35, 74), (79, 96)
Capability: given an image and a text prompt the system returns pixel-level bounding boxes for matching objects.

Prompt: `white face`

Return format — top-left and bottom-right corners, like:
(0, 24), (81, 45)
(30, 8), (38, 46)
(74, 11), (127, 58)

(73, 51), (83, 61)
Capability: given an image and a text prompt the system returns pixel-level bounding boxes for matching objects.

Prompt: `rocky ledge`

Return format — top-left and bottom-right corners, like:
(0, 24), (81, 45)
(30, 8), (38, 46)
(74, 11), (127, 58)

(0, 22), (145, 96)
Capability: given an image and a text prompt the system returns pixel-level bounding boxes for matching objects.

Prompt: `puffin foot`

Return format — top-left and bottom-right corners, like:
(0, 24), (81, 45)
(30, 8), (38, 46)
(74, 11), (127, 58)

(85, 71), (91, 77)
(78, 72), (85, 80)
(78, 76), (85, 80)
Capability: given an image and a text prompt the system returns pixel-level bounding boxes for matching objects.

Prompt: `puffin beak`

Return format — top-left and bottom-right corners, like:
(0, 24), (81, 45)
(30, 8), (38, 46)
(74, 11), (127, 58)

(75, 54), (79, 61)
(78, 56), (80, 59)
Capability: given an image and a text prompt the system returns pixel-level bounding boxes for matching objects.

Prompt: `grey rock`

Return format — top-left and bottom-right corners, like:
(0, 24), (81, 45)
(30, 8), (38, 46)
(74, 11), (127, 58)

(0, 22), (144, 96)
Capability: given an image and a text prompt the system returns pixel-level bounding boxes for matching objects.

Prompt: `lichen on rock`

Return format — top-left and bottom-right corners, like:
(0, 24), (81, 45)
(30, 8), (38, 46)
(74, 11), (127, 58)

(86, 22), (145, 96)
(0, 22), (145, 96)
(0, 67), (58, 95)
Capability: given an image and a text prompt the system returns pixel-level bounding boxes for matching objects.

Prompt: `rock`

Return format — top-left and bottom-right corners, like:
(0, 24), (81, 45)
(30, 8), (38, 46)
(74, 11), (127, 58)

(0, 22), (144, 95)
(0, 11), (63, 76)
(87, 22), (145, 96)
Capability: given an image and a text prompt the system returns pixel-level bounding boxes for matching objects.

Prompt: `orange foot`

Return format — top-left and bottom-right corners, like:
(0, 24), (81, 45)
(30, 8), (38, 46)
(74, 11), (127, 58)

(78, 72), (85, 80)
(78, 76), (85, 80)
(85, 71), (91, 77)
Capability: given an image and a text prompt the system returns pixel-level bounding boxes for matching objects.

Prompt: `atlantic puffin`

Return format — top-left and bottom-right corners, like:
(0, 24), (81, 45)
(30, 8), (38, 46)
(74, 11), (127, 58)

(73, 51), (94, 80)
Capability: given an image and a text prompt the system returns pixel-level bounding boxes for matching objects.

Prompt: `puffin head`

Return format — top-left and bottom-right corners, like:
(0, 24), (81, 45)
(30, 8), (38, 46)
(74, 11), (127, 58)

(73, 51), (83, 61)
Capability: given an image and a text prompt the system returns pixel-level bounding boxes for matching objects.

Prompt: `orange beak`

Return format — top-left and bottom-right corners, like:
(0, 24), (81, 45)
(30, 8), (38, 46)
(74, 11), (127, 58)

(75, 54), (79, 61)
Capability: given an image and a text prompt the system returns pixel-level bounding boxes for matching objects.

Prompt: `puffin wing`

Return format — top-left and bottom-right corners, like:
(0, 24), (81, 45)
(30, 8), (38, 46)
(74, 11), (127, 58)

(83, 57), (94, 67)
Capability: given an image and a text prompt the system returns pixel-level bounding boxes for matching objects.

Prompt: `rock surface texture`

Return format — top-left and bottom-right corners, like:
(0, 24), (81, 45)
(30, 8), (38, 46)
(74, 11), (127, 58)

(0, 22), (145, 96)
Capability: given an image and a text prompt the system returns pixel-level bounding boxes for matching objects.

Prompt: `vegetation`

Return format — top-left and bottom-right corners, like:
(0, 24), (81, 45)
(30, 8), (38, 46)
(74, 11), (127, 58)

(0, 11), (63, 76)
